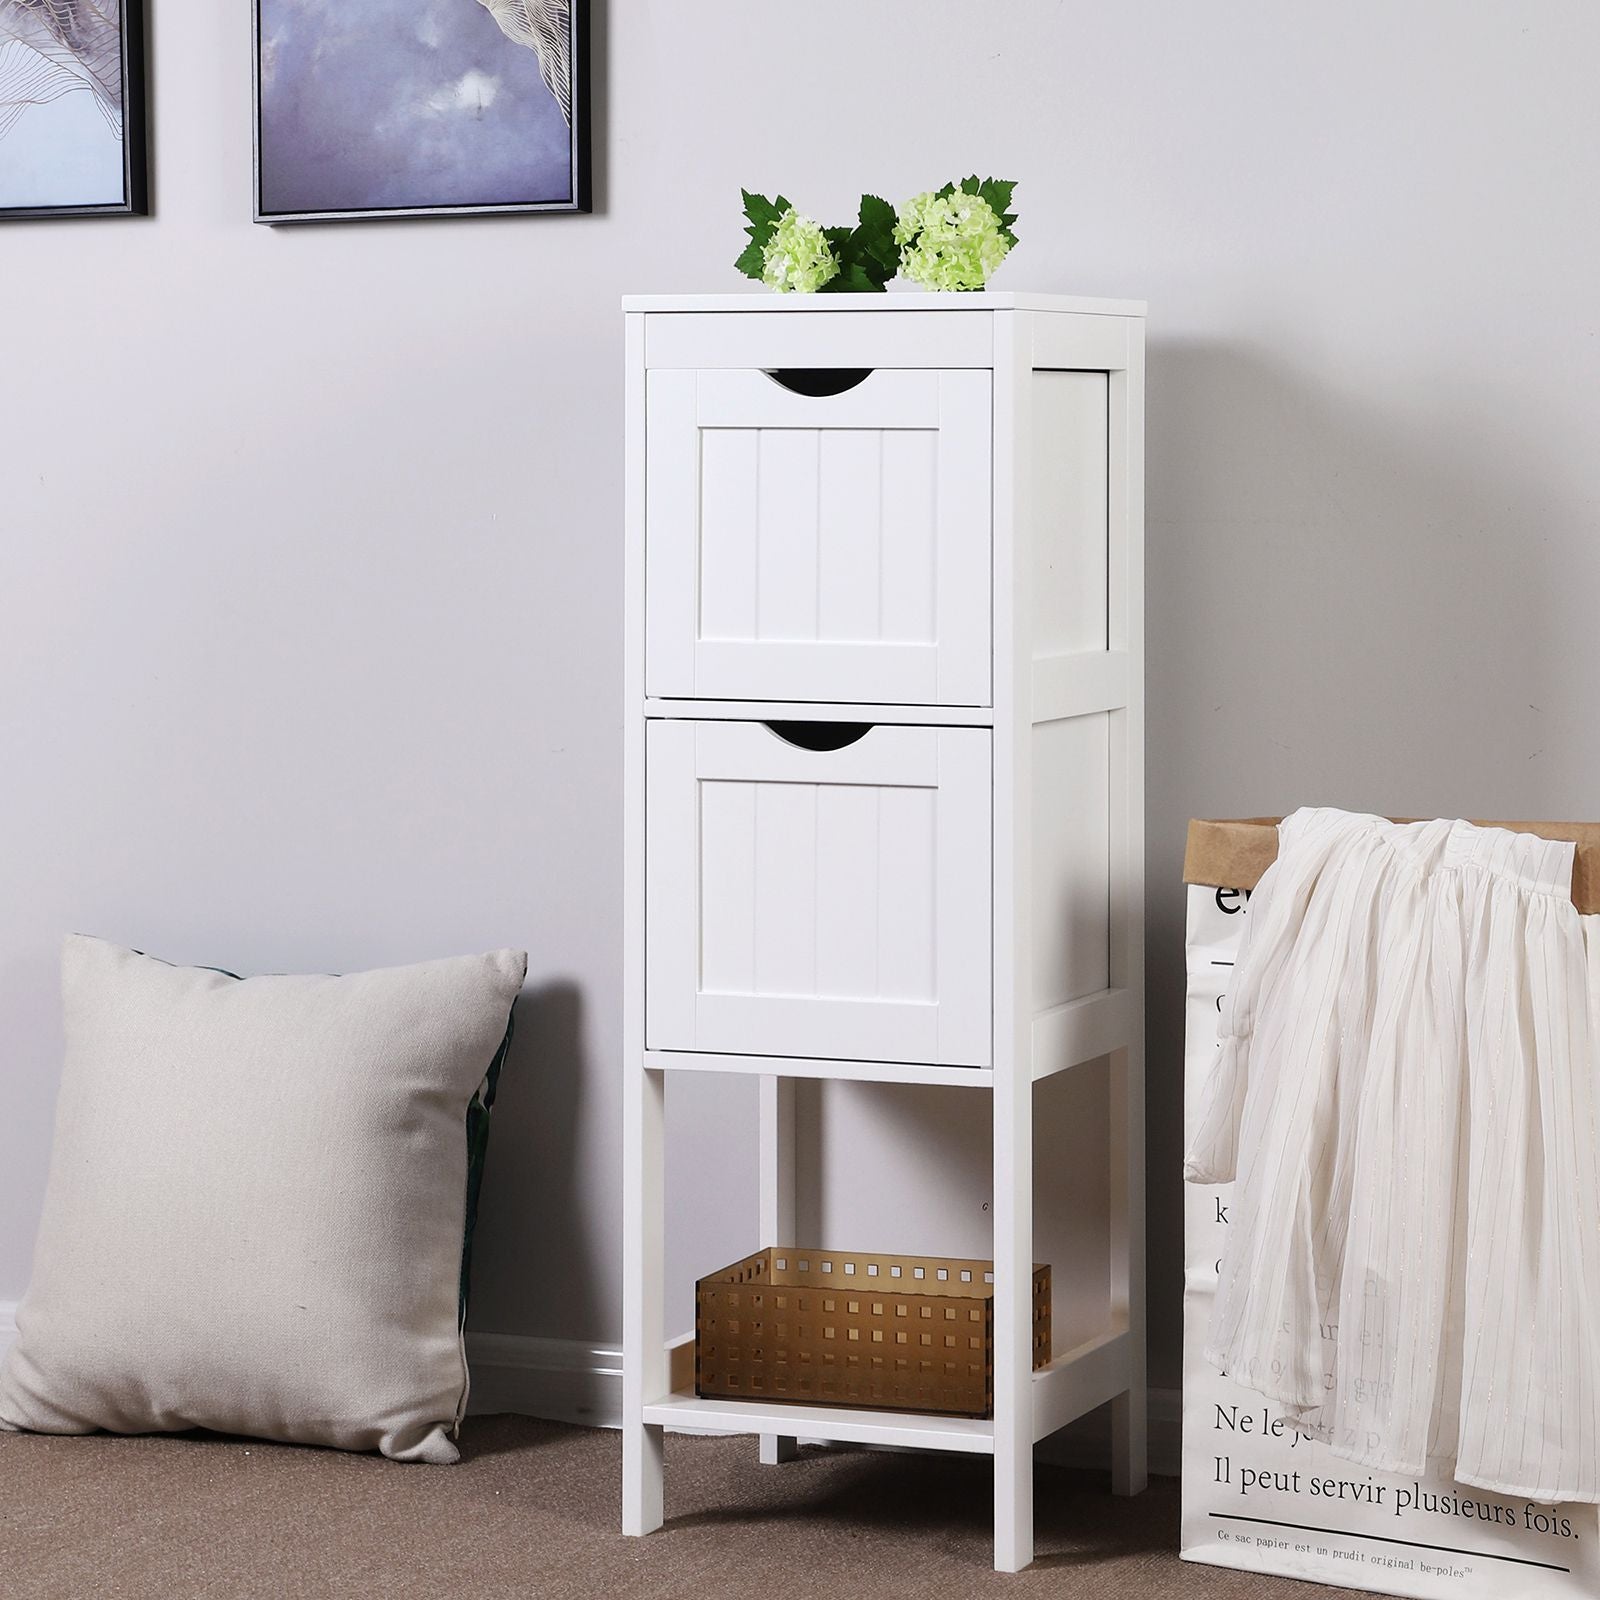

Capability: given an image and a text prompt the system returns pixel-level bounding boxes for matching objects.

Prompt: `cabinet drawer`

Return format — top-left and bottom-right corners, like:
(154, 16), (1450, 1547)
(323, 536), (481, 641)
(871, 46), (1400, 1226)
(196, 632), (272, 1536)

(645, 720), (991, 1067)
(642, 309), (995, 370)
(645, 369), (992, 707)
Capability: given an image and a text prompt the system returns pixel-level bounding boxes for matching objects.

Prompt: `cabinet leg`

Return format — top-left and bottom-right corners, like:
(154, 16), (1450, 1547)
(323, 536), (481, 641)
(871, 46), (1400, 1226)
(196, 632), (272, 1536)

(623, 1421), (665, 1535)
(758, 1074), (798, 1469)
(1111, 1387), (1148, 1496)
(993, 1443), (1034, 1573)
(993, 1032), (1034, 1569)
(1109, 1041), (1147, 1497)
(623, 1065), (665, 1534)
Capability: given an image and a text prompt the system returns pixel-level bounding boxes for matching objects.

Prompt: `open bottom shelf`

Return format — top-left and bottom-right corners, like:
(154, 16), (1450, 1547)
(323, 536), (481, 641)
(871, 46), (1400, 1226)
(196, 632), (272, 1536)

(641, 1393), (996, 1454)
(644, 1324), (1131, 1457)
(1031, 1325), (1131, 1440)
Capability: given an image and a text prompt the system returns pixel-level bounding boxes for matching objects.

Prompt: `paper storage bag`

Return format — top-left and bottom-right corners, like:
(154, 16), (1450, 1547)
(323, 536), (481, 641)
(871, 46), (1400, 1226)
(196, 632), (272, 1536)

(1180, 817), (1600, 1599)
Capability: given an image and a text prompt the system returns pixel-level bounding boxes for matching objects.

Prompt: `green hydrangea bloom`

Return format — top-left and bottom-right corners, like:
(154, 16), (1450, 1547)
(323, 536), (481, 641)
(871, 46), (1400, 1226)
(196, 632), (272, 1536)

(896, 190), (1013, 292)
(892, 191), (938, 250)
(761, 207), (841, 293)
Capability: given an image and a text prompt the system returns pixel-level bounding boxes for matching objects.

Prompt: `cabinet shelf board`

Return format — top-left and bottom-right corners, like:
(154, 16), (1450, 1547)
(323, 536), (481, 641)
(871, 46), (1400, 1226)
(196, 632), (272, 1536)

(642, 1392), (997, 1455)
(643, 1050), (995, 1088)
(1031, 989), (1134, 1082)
(1031, 1325), (1132, 1442)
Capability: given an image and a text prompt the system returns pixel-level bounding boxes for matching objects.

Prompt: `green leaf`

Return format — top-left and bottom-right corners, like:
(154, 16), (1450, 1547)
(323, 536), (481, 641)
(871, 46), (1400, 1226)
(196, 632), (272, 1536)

(828, 237), (888, 293)
(733, 238), (766, 280)
(821, 260), (886, 294)
(934, 180), (956, 200)
(739, 190), (791, 265)
(977, 177), (1016, 217)
(858, 245), (898, 287)
(849, 193), (900, 282)
(858, 192), (896, 236)
(859, 234), (899, 280)
(741, 189), (785, 233)
(959, 174), (981, 195)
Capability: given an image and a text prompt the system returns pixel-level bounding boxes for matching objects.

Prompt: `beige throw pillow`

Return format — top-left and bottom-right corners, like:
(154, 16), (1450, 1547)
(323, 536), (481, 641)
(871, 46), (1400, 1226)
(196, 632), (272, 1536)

(0, 936), (527, 1462)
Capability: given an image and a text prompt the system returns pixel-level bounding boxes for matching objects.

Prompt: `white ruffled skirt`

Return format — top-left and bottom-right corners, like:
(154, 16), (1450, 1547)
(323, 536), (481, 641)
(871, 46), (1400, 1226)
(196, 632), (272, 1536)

(1185, 807), (1600, 1503)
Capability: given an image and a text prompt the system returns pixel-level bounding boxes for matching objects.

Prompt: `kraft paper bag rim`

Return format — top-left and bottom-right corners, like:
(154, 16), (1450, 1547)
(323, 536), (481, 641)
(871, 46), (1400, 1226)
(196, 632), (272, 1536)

(1185, 816), (1600, 915)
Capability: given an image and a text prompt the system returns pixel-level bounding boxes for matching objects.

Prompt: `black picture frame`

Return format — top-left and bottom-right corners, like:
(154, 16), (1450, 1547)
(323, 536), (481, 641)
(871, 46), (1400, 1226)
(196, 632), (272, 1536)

(253, 0), (590, 225)
(0, 0), (149, 221)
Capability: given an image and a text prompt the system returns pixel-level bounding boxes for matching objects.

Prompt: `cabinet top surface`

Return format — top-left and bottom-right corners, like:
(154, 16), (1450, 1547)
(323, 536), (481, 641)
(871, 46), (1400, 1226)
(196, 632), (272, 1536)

(621, 290), (1146, 317)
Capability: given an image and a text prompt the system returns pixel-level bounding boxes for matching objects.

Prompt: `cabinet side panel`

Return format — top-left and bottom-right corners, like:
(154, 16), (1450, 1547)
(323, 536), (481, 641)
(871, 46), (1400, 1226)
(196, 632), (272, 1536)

(1031, 714), (1111, 1012)
(1030, 371), (1109, 659)
(1034, 1062), (1112, 1354)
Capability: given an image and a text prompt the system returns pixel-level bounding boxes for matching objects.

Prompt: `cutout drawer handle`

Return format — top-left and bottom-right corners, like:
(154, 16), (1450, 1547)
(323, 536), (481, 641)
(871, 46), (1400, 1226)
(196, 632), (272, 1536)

(763, 721), (873, 752)
(764, 368), (873, 398)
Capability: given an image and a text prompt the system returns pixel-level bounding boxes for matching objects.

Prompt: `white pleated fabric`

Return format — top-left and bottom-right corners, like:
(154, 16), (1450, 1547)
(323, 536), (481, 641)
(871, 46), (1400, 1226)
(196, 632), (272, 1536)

(1186, 807), (1600, 1503)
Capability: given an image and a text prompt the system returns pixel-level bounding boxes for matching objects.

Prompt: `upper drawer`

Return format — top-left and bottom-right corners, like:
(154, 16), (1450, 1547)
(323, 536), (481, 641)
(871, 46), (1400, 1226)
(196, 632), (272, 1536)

(643, 309), (993, 370)
(645, 368), (992, 707)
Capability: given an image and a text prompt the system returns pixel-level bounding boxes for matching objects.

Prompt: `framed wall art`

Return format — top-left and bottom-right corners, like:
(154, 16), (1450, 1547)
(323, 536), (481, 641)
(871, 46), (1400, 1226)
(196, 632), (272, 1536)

(254, 0), (589, 224)
(0, 0), (148, 219)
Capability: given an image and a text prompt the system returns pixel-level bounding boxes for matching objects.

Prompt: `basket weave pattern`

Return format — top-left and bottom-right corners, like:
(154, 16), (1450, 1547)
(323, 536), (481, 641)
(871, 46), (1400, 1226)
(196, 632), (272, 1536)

(696, 1247), (1051, 1418)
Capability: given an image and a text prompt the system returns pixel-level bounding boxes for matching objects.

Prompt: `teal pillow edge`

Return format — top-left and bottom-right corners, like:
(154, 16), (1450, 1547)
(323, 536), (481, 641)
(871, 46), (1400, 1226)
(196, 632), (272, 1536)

(460, 1001), (514, 1321)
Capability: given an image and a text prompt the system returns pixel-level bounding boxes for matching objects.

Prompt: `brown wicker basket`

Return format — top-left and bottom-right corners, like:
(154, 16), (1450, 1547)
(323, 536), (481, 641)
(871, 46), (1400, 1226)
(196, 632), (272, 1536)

(696, 1247), (1051, 1419)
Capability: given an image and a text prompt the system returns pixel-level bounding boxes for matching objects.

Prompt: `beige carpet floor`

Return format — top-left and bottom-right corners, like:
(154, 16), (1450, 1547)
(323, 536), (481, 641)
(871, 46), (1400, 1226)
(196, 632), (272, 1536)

(0, 1415), (1347, 1599)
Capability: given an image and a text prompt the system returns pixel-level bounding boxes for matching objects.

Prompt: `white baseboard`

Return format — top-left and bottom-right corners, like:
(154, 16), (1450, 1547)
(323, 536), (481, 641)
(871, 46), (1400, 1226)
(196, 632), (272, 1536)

(3, 1307), (1178, 1477)
(464, 1332), (622, 1429)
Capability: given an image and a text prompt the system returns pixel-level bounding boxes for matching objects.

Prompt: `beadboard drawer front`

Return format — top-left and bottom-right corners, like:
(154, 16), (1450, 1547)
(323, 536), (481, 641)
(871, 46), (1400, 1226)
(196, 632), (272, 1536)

(645, 720), (992, 1067)
(645, 368), (992, 707)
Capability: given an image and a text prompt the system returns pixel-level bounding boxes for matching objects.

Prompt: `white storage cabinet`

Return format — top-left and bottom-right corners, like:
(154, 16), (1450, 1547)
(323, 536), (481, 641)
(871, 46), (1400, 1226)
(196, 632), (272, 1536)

(622, 292), (1147, 1573)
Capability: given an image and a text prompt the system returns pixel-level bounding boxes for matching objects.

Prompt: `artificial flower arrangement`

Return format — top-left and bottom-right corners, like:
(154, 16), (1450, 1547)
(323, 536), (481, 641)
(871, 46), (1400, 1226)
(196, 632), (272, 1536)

(736, 178), (1019, 294)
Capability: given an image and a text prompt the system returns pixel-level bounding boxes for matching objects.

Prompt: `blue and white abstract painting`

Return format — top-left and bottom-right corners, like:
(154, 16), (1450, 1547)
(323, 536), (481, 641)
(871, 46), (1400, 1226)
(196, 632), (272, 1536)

(256, 0), (585, 222)
(0, 0), (142, 216)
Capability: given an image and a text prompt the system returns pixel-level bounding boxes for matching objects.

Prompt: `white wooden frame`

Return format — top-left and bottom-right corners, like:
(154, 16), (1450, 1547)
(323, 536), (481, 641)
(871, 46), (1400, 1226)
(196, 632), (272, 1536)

(622, 292), (1146, 1573)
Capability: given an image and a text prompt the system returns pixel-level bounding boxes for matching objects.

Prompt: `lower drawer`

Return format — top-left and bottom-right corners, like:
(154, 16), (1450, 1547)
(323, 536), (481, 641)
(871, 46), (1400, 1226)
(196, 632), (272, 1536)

(645, 719), (992, 1067)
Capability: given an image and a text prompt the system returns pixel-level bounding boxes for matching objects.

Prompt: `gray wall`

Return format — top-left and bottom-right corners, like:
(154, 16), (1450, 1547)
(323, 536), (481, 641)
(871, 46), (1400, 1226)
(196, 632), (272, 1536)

(5, 2), (1599, 1398)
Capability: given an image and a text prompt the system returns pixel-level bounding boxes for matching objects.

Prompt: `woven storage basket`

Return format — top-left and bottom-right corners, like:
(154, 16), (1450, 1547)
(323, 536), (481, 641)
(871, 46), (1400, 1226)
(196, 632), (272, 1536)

(696, 1247), (1051, 1418)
